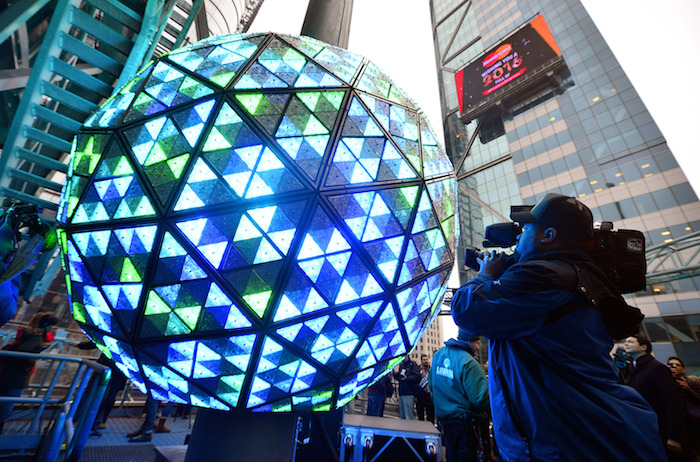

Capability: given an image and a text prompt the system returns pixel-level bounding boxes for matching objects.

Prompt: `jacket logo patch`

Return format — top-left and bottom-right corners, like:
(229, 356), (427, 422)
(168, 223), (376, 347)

(436, 358), (454, 379)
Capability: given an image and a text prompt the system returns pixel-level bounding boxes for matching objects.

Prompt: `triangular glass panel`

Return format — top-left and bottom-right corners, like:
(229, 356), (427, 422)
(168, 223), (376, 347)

(272, 266), (329, 322)
(340, 98), (384, 138)
(376, 140), (418, 181)
(235, 92), (291, 135)
(359, 93), (421, 141)
(363, 235), (405, 283)
(411, 189), (440, 235)
(337, 367), (376, 406)
(366, 302), (405, 363)
(420, 113), (453, 177)
(95, 334), (146, 390)
(247, 337), (329, 408)
(71, 133), (112, 178)
(208, 333), (257, 407)
(237, 38), (308, 90)
(244, 148), (306, 199)
(223, 262), (281, 319)
(427, 178), (458, 245)
(167, 36), (262, 88)
(123, 116), (192, 206)
(84, 63), (151, 128)
(154, 232), (209, 285)
(102, 283), (143, 332)
(283, 36), (363, 85)
(196, 283), (253, 332)
(297, 207), (351, 260)
(142, 61), (214, 108)
(397, 239), (424, 286)
(294, 60), (343, 88)
(247, 200), (306, 256)
(356, 61), (417, 109)
(171, 99), (217, 149)
(277, 312), (360, 374)
(173, 158), (236, 211)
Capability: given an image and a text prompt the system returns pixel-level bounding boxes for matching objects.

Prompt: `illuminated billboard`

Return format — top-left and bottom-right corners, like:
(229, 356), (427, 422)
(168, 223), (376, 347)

(455, 15), (565, 121)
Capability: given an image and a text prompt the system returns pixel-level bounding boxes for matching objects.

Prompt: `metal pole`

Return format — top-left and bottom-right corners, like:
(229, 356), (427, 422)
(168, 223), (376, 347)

(300, 0), (354, 48)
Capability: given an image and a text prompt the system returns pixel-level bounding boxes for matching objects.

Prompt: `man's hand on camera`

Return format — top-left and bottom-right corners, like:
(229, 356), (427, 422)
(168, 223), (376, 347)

(477, 250), (508, 278)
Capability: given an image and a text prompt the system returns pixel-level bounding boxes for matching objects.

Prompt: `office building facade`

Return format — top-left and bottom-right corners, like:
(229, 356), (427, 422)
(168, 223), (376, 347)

(429, 0), (700, 371)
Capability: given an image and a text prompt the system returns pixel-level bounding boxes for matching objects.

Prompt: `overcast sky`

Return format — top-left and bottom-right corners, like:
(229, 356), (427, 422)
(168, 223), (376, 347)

(249, 0), (700, 341)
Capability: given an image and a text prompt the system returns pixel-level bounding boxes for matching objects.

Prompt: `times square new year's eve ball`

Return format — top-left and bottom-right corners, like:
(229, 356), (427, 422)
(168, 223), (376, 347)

(57, 33), (457, 412)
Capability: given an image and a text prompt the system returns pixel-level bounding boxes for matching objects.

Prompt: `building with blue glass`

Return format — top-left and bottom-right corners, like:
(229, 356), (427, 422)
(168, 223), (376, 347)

(429, 0), (700, 371)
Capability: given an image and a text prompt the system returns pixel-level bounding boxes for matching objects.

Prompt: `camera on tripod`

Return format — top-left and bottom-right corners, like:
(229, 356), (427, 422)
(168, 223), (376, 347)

(465, 209), (647, 294)
(0, 203), (57, 261)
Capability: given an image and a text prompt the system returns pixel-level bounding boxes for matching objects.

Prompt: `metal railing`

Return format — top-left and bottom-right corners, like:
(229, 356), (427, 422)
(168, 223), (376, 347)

(0, 350), (110, 461)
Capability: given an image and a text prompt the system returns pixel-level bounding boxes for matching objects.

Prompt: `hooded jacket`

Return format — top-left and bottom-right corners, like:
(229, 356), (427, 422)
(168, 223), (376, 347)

(451, 249), (666, 461)
(429, 338), (489, 423)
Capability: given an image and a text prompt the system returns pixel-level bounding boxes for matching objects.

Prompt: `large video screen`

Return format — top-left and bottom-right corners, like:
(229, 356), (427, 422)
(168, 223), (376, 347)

(455, 15), (562, 116)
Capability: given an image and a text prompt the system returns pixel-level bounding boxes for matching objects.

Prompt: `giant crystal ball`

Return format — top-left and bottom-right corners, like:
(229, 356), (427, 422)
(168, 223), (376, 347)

(58, 33), (457, 412)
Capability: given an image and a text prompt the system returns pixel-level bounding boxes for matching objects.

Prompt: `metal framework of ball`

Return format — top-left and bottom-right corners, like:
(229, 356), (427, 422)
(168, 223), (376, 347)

(58, 33), (457, 412)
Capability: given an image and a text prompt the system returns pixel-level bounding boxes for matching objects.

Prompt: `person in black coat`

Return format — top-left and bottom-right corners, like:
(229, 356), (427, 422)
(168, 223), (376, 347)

(624, 334), (688, 460)
(393, 357), (420, 419)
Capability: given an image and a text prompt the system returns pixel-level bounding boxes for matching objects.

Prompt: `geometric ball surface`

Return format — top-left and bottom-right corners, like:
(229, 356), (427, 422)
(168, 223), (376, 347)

(58, 33), (457, 412)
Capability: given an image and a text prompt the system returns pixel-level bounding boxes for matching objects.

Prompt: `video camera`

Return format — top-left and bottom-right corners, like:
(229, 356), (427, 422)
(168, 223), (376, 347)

(465, 211), (646, 294)
(0, 203), (57, 261)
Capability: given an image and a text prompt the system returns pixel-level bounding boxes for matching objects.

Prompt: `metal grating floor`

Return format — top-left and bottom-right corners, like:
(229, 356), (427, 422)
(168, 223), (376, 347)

(65, 445), (157, 462)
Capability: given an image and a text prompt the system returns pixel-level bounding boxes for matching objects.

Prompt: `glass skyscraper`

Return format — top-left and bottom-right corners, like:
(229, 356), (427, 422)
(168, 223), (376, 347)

(429, 0), (700, 371)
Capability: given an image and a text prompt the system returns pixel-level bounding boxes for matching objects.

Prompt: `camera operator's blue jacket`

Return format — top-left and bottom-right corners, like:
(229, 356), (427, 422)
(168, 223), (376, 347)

(451, 249), (667, 461)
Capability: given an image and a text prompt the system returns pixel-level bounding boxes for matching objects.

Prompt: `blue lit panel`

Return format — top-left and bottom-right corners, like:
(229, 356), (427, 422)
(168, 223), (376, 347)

(59, 32), (457, 412)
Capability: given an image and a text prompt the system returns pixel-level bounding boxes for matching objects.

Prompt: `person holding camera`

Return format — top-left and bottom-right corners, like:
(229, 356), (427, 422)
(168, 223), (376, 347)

(450, 193), (666, 461)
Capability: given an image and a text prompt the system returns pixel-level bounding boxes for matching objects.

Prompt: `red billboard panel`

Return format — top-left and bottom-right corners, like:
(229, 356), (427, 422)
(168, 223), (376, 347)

(455, 15), (562, 118)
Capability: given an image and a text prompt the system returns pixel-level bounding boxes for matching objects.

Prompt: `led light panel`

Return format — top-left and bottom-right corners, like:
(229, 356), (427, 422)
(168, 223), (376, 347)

(58, 32), (457, 412)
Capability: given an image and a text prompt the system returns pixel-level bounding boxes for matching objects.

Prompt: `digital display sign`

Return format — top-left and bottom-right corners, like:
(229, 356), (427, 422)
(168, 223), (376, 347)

(455, 15), (563, 120)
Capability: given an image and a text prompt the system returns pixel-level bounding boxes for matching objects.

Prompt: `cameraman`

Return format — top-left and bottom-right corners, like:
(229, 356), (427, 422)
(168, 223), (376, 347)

(450, 193), (666, 461)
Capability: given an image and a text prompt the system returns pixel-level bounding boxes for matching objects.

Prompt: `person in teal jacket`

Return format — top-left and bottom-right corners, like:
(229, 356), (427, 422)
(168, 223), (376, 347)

(429, 329), (489, 462)
(451, 193), (667, 461)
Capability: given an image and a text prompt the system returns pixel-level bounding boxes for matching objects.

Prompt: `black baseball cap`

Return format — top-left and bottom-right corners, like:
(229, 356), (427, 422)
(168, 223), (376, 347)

(510, 193), (593, 239)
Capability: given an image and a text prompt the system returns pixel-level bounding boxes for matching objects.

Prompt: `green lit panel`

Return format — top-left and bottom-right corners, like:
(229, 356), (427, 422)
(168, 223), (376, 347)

(71, 133), (111, 178)
(59, 32), (456, 413)
(123, 116), (193, 206)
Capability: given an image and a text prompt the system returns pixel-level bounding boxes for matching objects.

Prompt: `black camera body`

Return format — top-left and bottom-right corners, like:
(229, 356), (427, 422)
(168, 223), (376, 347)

(465, 221), (646, 294)
(0, 203), (57, 260)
